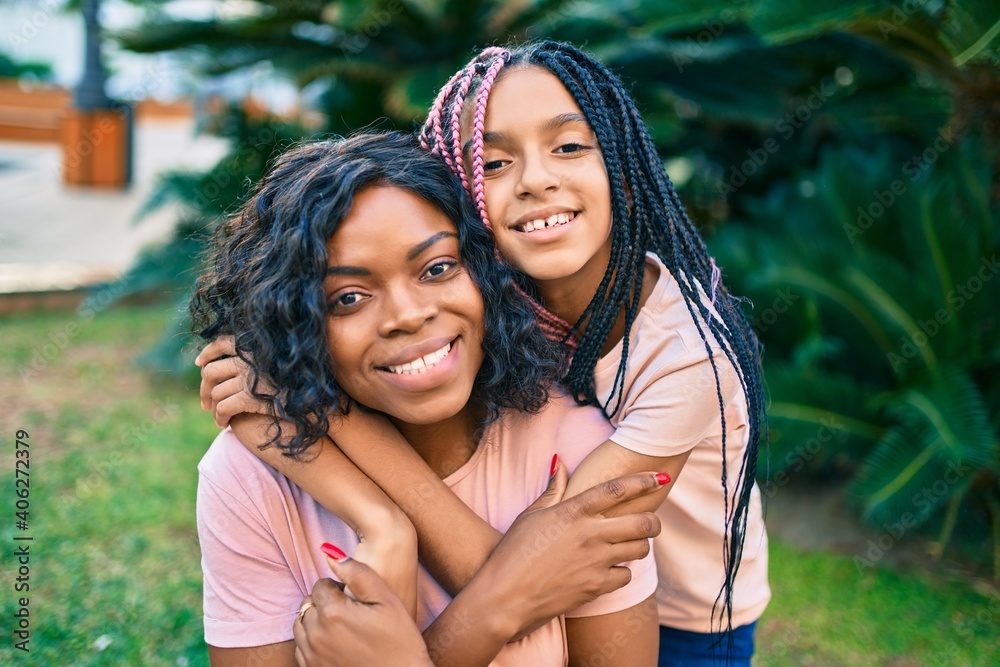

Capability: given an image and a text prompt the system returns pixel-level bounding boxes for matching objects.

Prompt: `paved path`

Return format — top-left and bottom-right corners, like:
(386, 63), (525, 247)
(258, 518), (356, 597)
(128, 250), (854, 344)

(0, 118), (228, 293)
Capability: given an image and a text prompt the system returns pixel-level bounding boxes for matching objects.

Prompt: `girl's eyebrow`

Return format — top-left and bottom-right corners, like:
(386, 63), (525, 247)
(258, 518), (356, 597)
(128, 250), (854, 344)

(325, 231), (457, 276)
(542, 112), (591, 132)
(461, 112), (592, 158)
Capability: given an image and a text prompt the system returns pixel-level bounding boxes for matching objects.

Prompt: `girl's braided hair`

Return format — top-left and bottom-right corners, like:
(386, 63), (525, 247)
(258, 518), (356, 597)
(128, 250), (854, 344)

(418, 40), (767, 637)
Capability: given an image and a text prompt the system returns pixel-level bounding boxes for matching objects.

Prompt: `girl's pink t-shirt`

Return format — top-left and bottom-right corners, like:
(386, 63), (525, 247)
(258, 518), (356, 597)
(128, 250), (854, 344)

(595, 253), (770, 633)
(197, 392), (657, 665)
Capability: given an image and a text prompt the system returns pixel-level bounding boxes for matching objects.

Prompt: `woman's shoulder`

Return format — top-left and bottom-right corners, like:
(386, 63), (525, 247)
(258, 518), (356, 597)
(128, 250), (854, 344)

(198, 428), (286, 504)
(535, 388), (609, 426)
(523, 389), (614, 453)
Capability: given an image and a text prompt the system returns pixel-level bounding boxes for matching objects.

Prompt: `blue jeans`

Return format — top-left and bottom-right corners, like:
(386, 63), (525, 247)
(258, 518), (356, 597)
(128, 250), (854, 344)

(658, 621), (757, 667)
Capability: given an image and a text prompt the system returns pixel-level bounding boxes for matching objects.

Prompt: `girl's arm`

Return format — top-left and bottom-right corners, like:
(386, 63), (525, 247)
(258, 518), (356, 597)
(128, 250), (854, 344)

(197, 341), (418, 617)
(231, 414), (419, 617)
(198, 337), (500, 595)
(199, 338), (671, 602)
(209, 643), (295, 667)
(562, 442), (690, 516)
(565, 595), (659, 667)
(564, 349), (748, 514)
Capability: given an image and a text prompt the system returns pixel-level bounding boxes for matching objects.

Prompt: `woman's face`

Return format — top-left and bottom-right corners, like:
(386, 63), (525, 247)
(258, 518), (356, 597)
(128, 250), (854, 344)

(323, 186), (486, 426)
(462, 66), (613, 288)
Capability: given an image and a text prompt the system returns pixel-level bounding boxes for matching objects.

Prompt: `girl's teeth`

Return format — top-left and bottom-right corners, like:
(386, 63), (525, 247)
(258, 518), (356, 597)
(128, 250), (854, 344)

(521, 212), (574, 233)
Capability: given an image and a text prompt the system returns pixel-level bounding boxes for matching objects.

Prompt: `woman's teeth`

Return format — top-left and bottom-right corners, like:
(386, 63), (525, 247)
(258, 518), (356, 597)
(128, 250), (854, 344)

(518, 212), (575, 233)
(385, 342), (452, 375)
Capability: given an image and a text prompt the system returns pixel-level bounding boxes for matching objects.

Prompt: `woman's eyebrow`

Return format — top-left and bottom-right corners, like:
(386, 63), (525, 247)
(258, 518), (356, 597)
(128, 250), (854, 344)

(326, 265), (370, 276)
(325, 232), (456, 275)
(407, 231), (458, 260)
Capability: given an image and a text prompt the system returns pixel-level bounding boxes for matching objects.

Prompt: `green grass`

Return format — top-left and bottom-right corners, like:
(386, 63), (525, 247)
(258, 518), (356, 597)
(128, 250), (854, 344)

(1, 305), (215, 666)
(1, 304), (997, 665)
(756, 541), (999, 666)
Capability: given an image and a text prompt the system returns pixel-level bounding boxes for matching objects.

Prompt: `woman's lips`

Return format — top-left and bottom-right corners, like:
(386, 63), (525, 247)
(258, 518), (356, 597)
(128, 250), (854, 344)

(377, 338), (461, 392)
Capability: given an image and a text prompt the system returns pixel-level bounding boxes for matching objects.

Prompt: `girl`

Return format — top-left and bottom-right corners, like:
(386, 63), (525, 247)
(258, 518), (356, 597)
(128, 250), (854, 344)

(193, 131), (666, 666)
(418, 41), (770, 665)
(203, 40), (769, 665)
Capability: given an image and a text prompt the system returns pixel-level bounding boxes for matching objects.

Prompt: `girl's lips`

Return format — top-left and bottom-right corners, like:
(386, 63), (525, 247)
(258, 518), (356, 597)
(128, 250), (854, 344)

(376, 337), (461, 392)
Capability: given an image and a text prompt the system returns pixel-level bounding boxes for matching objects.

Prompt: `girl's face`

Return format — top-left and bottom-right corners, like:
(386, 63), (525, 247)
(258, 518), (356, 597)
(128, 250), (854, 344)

(323, 186), (486, 426)
(464, 66), (613, 289)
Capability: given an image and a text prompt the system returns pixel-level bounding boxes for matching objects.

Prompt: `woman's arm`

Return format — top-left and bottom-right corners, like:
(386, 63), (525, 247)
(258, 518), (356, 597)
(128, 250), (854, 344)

(295, 558), (434, 667)
(265, 474), (665, 667)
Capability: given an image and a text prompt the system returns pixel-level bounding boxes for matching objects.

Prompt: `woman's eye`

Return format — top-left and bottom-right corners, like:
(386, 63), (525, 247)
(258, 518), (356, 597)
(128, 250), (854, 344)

(423, 261), (457, 279)
(330, 291), (366, 310)
(555, 143), (586, 154)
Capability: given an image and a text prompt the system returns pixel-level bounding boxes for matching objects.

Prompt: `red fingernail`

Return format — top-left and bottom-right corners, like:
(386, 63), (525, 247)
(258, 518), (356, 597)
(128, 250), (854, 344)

(550, 454), (559, 477)
(655, 473), (671, 485)
(320, 542), (346, 561)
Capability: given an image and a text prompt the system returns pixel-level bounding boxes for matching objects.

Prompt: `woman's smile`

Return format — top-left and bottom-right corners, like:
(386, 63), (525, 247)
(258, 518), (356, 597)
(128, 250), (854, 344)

(376, 336), (462, 392)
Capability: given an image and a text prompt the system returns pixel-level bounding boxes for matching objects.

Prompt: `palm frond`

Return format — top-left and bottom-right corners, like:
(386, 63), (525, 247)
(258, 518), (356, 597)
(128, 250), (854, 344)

(851, 367), (996, 525)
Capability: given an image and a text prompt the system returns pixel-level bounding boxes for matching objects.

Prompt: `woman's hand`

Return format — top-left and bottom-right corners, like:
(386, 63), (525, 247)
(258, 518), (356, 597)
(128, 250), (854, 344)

(195, 335), (273, 428)
(293, 556), (433, 667)
(474, 467), (665, 640)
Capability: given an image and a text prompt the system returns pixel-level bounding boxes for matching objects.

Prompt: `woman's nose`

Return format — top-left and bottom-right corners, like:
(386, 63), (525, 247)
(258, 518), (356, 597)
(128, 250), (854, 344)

(377, 286), (438, 336)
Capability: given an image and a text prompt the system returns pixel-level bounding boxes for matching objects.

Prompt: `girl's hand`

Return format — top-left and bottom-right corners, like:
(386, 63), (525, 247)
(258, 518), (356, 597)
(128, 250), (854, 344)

(294, 557), (433, 667)
(351, 513), (419, 619)
(195, 335), (274, 428)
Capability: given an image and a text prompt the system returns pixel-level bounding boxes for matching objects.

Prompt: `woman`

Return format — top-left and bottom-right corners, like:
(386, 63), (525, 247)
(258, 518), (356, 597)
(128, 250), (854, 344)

(191, 132), (666, 666)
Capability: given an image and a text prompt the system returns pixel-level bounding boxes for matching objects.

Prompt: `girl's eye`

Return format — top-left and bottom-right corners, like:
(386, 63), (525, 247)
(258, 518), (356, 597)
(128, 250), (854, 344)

(555, 143), (586, 154)
(423, 260), (458, 279)
(484, 159), (507, 172)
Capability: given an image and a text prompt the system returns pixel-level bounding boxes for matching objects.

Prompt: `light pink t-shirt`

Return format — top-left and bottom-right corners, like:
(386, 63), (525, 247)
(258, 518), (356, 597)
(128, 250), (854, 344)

(594, 253), (770, 633)
(198, 392), (657, 665)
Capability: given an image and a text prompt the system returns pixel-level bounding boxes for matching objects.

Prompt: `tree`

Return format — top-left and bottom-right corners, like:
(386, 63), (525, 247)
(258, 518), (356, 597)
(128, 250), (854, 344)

(114, 0), (1000, 571)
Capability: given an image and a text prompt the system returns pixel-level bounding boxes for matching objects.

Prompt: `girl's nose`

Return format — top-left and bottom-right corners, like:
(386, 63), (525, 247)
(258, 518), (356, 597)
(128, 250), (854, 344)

(516, 152), (559, 198)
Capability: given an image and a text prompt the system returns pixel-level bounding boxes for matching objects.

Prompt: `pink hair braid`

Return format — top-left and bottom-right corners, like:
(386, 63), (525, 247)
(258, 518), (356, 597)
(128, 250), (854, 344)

(421, 67), (469, 165)
(709, 256), (721, 305)
(446, 67), (477, 191)
(469, 52), (509, 228)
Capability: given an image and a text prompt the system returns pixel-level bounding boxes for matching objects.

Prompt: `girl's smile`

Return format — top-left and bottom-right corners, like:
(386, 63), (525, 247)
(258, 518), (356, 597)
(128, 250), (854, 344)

(323, 185), (486, 428)
(463, 66), (614, 307)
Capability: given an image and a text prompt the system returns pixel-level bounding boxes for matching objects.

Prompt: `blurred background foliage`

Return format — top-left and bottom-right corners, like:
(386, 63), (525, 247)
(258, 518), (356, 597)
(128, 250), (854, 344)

(112, 0), (999, 575)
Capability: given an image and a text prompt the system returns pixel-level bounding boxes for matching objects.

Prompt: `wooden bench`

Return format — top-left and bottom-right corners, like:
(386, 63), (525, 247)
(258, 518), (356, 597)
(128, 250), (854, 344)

(0, 79), (71, 142)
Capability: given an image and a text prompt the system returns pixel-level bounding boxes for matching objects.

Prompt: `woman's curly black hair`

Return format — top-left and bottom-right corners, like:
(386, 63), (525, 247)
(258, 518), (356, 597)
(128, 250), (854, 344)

(190, 131), (564, 457)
